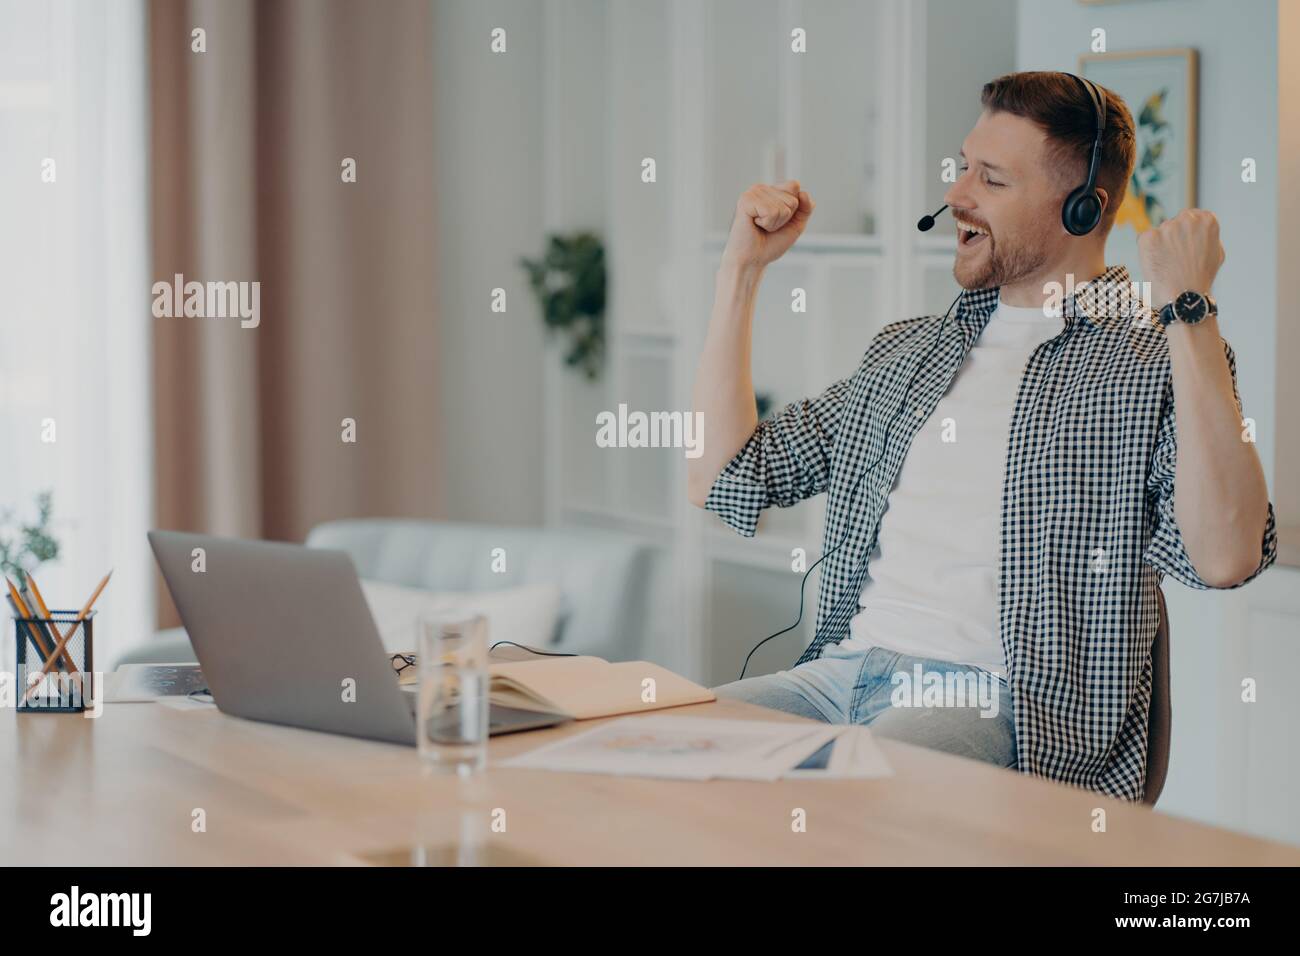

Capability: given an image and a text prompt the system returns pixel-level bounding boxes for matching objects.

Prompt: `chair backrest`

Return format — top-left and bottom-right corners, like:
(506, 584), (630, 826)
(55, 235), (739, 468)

(1142, 586), (1172, 806)
(305, 518), (653, 661)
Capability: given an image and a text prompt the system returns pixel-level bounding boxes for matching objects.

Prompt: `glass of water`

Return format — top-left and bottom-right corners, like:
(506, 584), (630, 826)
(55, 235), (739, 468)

(415, 611), (489, 775)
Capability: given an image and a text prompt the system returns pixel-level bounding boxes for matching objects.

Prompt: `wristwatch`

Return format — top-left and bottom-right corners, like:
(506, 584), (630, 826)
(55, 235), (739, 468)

(1156, 290), (1217, 327)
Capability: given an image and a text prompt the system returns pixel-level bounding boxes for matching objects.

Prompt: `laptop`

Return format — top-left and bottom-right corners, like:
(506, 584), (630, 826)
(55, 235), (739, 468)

(148, 530), (571, 745)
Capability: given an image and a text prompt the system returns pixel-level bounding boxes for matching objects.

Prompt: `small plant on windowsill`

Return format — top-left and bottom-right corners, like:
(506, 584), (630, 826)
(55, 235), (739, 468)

(519, 231), (607, 381)
(0, 491), (60, 581)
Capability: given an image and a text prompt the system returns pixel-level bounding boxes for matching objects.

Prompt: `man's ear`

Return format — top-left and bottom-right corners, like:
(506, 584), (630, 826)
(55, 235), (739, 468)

(1094, 186), (1110, 219)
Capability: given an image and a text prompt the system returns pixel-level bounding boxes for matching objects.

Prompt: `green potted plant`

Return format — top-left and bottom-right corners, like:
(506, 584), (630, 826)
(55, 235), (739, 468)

(519, 231), (607, 381)
(0, 491), (60, 581)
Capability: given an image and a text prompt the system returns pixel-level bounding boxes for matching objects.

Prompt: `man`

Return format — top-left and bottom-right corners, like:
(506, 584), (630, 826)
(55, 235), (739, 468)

(689, 71), (1276, 801)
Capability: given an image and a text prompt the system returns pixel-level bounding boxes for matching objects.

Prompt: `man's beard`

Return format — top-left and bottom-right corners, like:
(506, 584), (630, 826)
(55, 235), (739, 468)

(953, 232), (1051, 291)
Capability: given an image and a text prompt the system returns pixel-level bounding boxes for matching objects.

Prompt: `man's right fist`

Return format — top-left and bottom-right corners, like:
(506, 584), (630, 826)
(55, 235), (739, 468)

(722, 180), (815, 270)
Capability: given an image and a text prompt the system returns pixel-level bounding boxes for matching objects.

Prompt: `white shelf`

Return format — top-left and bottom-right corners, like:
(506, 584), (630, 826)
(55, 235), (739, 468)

(914, 233), (959, 254)
(703, 231), (885, 255)
(559, 504), (675, 545)
(614, 327), (676, 349)
(706, 528), (819, 571)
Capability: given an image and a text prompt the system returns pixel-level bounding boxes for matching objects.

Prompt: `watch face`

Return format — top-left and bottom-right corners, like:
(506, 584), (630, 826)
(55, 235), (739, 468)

(1175, 290), (1208, 324)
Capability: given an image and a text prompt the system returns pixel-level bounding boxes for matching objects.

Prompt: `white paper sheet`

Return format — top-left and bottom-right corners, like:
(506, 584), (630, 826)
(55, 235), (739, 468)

(782, 725), (893, 780)
(498, 715), (888, 781)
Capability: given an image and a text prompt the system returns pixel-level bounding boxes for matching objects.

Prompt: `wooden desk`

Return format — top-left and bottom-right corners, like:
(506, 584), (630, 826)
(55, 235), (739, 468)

(3, 698), (1297, 866)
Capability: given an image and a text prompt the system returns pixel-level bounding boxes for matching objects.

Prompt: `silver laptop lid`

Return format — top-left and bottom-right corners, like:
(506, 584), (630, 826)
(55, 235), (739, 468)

(148, 530), (415, 746)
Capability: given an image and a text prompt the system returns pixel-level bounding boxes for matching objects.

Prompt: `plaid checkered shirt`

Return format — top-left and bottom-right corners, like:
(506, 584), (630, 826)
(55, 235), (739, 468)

(704, 264), (1278, 801)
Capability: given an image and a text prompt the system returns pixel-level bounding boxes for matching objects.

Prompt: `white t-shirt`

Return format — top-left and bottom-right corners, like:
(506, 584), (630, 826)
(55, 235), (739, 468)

(841, 300), (1063, 677)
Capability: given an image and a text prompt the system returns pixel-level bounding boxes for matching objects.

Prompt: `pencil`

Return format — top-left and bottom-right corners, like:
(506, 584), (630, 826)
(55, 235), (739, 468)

(21, 570), (111, 704)
(24, 572), (78, 673)
(19, 579), (63, 672)
(5, 577), (59, 664)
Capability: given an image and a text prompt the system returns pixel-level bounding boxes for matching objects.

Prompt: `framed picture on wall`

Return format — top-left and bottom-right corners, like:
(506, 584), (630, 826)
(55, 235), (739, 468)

(1079, 48), (1198, 277)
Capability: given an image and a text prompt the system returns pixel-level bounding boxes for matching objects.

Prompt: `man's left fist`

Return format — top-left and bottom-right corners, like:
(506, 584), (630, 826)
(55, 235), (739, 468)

(1137, 208), (1225, 311)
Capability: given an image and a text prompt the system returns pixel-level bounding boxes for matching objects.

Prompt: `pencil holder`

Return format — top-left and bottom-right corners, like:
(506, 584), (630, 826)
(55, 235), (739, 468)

(14, 610), (95, 713)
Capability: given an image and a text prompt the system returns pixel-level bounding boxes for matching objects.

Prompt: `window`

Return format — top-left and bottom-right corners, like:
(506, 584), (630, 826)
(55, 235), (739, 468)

(0, 0), (152, 666)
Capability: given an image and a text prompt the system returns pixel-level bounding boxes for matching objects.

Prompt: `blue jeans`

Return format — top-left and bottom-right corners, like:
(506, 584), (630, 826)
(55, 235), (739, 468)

(712, 642), (1017, 768)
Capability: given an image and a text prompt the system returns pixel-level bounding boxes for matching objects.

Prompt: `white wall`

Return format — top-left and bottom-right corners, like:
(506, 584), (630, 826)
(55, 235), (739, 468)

(1017, 0), (1278, 497)
(433, 0), (547, 524)
(1277, 1), (1300, 531)
(1018, 0), (1298, 845)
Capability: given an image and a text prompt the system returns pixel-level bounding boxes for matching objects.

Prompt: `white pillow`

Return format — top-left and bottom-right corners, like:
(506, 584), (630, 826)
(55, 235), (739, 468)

(358, 579), (563, 654)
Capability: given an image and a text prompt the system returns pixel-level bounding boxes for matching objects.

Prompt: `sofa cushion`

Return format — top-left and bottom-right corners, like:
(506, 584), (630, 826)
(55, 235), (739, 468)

(359, 578), (562, 654)
(307, 519), (650, 659)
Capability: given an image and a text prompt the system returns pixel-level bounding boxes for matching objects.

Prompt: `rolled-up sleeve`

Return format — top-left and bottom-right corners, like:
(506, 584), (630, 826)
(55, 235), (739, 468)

(704, 374), (856, 537)
(1142, 336), (1278, 589)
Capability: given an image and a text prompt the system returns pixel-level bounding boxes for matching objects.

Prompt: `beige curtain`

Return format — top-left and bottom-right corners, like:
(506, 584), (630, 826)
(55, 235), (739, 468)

(150, 0), (440, 625)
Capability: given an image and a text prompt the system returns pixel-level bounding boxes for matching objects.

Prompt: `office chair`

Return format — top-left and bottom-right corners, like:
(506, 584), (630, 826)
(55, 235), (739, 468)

(1142, 586), (1172, 806)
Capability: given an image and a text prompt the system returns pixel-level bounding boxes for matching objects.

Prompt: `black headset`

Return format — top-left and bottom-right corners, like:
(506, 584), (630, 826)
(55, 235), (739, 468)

(1061, 72), (1107, 236)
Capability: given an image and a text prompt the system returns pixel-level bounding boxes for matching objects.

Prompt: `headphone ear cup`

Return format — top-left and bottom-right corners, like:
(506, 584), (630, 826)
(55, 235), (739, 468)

(1062, 188), (1103, 236)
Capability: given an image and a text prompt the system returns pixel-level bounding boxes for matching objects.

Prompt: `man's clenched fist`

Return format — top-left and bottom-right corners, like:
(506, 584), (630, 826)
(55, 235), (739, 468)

(722, 179), (815, 271)
(1137, 208), (1225, 311)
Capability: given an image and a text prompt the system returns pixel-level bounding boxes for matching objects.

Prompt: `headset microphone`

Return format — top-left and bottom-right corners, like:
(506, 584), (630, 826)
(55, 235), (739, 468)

(916, 204), (948, 232)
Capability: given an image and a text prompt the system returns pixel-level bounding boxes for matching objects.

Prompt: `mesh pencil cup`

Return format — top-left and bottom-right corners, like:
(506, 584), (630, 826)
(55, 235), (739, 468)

(14, 610), (95, 713)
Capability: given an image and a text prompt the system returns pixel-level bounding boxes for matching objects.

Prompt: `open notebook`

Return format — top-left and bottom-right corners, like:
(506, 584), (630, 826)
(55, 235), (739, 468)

(398, 654), (715, 720)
